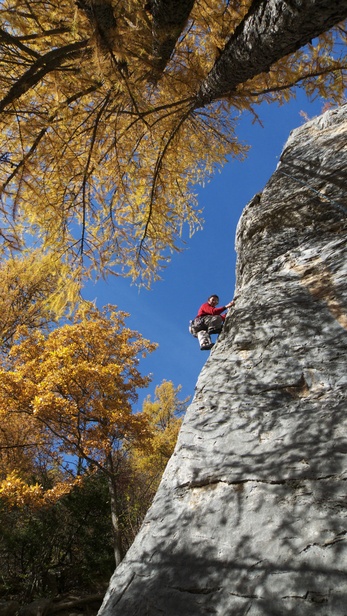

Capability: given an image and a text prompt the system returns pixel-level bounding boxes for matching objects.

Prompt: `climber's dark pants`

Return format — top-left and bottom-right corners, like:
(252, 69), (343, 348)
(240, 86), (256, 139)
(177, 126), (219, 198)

(193, 315), (223, 349)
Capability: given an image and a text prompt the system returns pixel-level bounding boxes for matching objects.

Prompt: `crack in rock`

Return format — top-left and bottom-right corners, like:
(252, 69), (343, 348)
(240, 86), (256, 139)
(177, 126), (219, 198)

(300, 530), (347, 553)
(282, 590), (330, 603)
(171, 586), (221, 595)
(179, 473), (340, 491)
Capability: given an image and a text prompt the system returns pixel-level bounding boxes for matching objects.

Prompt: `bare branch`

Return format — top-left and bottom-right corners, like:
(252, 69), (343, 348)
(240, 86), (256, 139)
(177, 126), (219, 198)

(196, 0), (347, 107)
(137, 104), (193, 263)
(246, 65), (347, 97)
(0, 25), (40, 58)
(0, 39), (90, 113)
(80, 92), (112, 257)
(0, 84), (101, 198)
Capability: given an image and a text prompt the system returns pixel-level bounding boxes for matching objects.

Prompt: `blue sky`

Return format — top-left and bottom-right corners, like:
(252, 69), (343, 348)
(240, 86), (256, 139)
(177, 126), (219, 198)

(83, 91), (328, 410)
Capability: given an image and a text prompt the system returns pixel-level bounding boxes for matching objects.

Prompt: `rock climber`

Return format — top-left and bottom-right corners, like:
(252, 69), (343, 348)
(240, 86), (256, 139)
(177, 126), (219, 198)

(190, 294), (235, 350)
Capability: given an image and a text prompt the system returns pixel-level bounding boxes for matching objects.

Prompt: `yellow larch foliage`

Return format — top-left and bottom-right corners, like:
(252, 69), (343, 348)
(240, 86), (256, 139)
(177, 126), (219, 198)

(0, 1), (345, 284)
(0, 251), (82, 354)
(0, 470), (80, 509)
(0, 471), (44, 508)
(131, 380), (188, 481)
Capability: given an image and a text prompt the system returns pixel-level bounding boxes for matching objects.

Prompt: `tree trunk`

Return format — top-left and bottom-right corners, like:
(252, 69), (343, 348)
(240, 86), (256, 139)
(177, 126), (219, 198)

(106, 453), (124, 567)
(196, 0), (347, 107)
(76, 0), (117, 49)
(147, 0), (195, 80)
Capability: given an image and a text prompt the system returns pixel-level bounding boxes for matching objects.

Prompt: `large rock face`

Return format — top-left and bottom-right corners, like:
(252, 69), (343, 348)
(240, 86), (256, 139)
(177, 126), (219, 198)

(99, 105), (347, 615)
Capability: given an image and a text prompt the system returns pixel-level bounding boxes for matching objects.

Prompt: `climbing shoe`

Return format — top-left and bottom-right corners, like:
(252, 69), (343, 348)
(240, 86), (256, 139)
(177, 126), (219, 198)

(200, 343), (214, 351)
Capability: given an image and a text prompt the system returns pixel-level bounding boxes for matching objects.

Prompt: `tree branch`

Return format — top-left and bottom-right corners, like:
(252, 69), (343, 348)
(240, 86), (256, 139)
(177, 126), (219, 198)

(137, 105), (192, 263)
(246, 65), (347, 97)
(0, 85), (101, 198)
(0, 26), (40, 58)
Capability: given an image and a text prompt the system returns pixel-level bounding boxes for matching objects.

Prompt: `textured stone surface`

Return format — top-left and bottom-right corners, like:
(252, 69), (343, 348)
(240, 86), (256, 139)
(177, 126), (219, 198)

(99, 105), (347, 615)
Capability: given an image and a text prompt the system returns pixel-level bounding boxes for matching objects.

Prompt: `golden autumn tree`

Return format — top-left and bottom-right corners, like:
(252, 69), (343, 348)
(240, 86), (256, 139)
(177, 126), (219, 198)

(122, 380), (188, 543)
(0, 250), (79, 521)
(0, 249), (82, 508)
(0, 304), (157, 566)
(0, 1), (346, 284)
(136, 380), (188, 476)
(0, 250), (82, 355)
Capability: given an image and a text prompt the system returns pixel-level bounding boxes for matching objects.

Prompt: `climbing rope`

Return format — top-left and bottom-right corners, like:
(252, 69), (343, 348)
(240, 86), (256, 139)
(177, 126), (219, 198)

(277, 167), (347, 216)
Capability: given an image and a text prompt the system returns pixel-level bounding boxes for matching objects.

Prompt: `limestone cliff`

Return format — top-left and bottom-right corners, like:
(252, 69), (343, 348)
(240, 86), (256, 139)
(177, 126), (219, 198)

(99, 105), (347, 615)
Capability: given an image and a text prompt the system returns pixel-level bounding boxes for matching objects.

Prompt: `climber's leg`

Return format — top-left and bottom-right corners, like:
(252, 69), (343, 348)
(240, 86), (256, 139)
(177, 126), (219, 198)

(206, 315), (223, 335)
(197, 330), (214, 350)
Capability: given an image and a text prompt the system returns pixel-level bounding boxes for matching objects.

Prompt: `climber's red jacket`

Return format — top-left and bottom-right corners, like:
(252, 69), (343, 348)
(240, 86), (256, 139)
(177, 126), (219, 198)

(197, 302), (228, 319)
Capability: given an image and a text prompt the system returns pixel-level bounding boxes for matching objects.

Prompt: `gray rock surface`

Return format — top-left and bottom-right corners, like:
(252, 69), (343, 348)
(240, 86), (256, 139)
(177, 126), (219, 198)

(99, 105), (347, 615)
